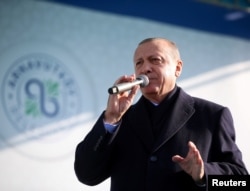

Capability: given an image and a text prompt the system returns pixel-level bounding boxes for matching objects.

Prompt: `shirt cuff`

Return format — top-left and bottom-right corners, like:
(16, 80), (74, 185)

(103, 121), (120, 133)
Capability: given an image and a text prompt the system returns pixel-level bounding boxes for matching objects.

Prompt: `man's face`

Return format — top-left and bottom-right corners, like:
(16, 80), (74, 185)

(133, 39), (182, 102)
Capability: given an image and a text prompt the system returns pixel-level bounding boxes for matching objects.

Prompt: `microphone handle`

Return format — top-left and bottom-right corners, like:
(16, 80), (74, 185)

(108, 80), (142, 94)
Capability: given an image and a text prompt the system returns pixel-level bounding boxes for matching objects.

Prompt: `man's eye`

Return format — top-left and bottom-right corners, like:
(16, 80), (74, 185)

(136, 61), (142, 66)
(152, 58), (161, 64)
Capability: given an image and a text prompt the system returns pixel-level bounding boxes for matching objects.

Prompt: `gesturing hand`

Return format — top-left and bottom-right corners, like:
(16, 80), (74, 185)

(172, 141), (205, 183)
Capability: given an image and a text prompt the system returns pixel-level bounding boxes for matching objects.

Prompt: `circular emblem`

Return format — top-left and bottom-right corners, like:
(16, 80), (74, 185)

(3, 53), (81, 136)
(0, 41), (97, 161)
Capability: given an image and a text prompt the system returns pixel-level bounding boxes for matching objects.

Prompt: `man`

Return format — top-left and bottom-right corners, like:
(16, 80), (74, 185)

(74, 38), (248, 191)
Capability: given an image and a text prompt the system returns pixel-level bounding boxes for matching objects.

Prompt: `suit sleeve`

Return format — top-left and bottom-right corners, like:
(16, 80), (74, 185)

(204, 107), (248, 178)
(74, 112), (119, 186)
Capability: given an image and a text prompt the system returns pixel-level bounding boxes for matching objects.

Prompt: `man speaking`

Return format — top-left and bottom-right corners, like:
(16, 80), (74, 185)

(74, 38), (248, 191)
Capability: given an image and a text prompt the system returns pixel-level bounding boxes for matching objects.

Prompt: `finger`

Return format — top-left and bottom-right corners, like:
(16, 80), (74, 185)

(172, 155), (184, 163)
(189, 141), (203, 165)
(194, 149), (203, 165)
(127, 85), (139, 99)
(113, 75), (133, 86)
(188, 141), (197, 151)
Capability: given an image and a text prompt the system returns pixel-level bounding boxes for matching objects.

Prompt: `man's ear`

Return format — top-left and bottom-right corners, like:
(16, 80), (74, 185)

(175, 60), (183, 77)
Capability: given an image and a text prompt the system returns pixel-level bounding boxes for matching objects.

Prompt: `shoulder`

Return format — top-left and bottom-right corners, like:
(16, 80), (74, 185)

(178, 87), (229, 113)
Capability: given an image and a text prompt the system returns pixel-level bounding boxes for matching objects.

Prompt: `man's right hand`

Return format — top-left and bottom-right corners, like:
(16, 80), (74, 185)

(104, 74), (139, 124)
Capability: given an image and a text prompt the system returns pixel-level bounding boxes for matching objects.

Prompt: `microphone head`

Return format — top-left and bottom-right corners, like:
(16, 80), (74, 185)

(137, 74), (149, 87)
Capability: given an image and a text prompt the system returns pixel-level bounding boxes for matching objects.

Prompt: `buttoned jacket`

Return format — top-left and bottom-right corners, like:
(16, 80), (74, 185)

(74, 87), (248, 191)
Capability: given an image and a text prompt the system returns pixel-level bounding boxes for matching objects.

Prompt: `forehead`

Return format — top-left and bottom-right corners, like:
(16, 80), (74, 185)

(133, 39), (171, 60)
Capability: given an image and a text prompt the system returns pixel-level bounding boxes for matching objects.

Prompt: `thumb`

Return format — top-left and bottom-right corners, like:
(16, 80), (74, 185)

(172, 155), (184, 163)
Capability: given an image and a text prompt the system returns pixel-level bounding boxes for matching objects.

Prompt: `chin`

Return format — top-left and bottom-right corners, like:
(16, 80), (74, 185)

(141, 87), (158, 95)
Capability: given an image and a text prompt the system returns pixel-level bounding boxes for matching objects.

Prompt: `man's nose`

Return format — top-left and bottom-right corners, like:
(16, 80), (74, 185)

(141, 63), (152, 74)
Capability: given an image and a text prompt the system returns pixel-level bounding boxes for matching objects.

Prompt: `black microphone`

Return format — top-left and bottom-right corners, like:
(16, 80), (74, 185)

(108, 74), (149, 94)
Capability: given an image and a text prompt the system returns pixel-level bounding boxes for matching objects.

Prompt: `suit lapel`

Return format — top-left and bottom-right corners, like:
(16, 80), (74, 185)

(153, 89), (195, 152)
(128, 88), (195, 153)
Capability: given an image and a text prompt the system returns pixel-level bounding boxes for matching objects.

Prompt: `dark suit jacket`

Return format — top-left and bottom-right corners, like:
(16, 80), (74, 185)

(74, 87), (248, 191)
